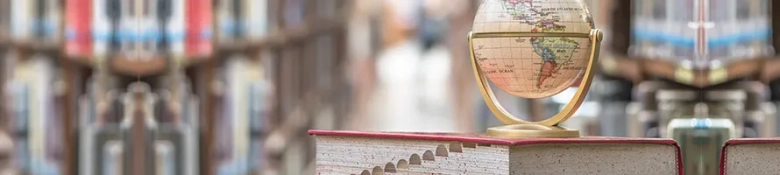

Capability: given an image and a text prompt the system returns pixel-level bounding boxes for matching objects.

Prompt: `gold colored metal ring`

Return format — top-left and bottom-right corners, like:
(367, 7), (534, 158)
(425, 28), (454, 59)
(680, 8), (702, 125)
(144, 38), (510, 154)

(468, 29), (602, 127)
(486, 124), (580, 138)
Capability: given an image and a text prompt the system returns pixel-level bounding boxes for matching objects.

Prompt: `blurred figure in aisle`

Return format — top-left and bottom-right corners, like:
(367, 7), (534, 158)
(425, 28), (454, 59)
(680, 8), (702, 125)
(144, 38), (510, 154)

(367, 0), (457, 132)
(345, 0), (381, 130)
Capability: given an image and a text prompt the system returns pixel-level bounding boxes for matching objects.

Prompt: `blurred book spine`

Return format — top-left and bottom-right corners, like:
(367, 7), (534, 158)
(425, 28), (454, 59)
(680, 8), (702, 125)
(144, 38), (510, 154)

(118, 0), (134, 56)
(138, 0), (158, 58)
(248, 73), (271, 172)
(42, 0), (62, 41)
(102, 141), (123, 175)
(219, 57), (249, 174)
(66, 0), (93, 57)
(92, 0), (110, 57)
(185, 0), (212, 57)
(266, 0), (280, 34)
(0, 0), (9, 34)
(167, 0), (185, 57)
(11, 0), (62, 42)
(6, 81), (28, 134)
(155, 142), (175, 175)
(215, 57), (270, 174)
(245, 0), (268, 40)
(10, 58), (61, 175)
(283, 0), (305, 27)
(10, 0), (32, 40)
(5, 81), (26, 174)
(216, 0), (242, 42)
(315, 0), (338, 19)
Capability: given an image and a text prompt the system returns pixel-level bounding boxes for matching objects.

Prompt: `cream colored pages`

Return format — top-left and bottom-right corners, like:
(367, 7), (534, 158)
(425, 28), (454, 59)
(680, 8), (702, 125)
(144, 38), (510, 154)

(724, 143), (780, 175)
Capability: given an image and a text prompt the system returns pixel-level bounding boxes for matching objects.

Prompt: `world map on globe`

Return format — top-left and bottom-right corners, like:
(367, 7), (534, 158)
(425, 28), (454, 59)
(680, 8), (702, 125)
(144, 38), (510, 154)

(472, 0), (594, 99)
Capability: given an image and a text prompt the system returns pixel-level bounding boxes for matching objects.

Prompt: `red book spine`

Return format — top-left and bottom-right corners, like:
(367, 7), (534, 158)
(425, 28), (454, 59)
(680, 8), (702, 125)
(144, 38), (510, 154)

(65, 0), (92, 57)
(186, 0), (213, 58)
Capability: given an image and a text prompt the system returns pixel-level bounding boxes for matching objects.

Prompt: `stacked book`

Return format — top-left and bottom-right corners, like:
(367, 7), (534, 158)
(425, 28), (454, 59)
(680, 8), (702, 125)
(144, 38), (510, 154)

(311, 130), (683, 175)
(719, 138), (780, 175)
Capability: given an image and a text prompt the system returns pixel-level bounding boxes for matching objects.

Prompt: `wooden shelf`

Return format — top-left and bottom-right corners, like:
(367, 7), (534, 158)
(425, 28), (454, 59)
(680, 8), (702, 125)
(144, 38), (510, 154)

(216, 39), (252, 53)
(181, 12), (348, 71)
(609, 57), (780, 87)
(251, 15), (347, 48)
(108, 56), (169, 77)
(183, 55), (222, 69)
(211, 12), (348, 54)
(61, 54), (97, 68)
(12, 39), (63, 54)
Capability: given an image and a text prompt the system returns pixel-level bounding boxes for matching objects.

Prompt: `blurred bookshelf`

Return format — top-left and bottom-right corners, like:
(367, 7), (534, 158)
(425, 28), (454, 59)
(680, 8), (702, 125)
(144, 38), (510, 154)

(0, 0), (353, 175)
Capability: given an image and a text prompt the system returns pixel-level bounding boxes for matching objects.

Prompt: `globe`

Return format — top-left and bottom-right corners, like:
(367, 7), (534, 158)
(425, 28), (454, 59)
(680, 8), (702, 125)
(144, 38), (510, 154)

(471, 0), (595, 99)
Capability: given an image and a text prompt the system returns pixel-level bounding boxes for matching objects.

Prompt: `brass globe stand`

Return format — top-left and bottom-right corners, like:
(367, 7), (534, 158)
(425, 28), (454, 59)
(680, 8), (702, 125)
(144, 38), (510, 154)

(469, 29), (603, 138)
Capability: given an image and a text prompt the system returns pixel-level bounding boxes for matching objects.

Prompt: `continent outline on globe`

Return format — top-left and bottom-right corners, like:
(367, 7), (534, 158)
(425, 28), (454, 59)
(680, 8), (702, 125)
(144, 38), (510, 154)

(471, 0), (593, 99)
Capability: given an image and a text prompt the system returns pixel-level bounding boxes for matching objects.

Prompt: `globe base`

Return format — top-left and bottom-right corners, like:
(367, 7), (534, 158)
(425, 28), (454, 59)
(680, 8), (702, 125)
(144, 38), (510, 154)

(486, 124), (580, 138)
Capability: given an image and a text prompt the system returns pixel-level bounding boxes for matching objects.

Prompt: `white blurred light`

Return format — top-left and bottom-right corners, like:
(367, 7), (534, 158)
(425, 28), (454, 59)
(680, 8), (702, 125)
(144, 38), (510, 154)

(384, 0), (421, 30)
(551, 88), (578, 104)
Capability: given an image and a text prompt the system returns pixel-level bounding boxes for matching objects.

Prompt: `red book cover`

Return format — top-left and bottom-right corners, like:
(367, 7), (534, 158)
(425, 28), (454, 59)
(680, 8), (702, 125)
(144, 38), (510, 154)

(310, 130), (683, 175)
(719, 138), (780, 175)
(65, 0), (92, 57)
(185, 0), (212, 58)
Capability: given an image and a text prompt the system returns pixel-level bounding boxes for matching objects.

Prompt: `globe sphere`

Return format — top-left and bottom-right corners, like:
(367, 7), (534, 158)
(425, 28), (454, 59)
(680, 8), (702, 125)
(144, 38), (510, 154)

(472, 0), (595, 98)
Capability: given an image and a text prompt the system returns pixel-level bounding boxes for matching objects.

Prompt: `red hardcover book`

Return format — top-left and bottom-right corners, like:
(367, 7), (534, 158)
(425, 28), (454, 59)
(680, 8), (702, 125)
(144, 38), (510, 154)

(719, 138), (780, 175)
(310, 130), (683, 175)
(65, 0), (92, 57)
(185, 0), (212, 58)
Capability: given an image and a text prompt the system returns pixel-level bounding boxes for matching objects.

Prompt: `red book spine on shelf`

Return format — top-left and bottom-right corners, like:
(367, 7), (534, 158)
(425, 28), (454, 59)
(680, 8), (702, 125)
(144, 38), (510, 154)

(185, 0), (212, 58)
(65, 0), (92, 57)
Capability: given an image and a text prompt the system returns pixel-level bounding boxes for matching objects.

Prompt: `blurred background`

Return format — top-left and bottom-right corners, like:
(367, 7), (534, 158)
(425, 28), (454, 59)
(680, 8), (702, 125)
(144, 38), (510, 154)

(1, 0), (780, 175)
